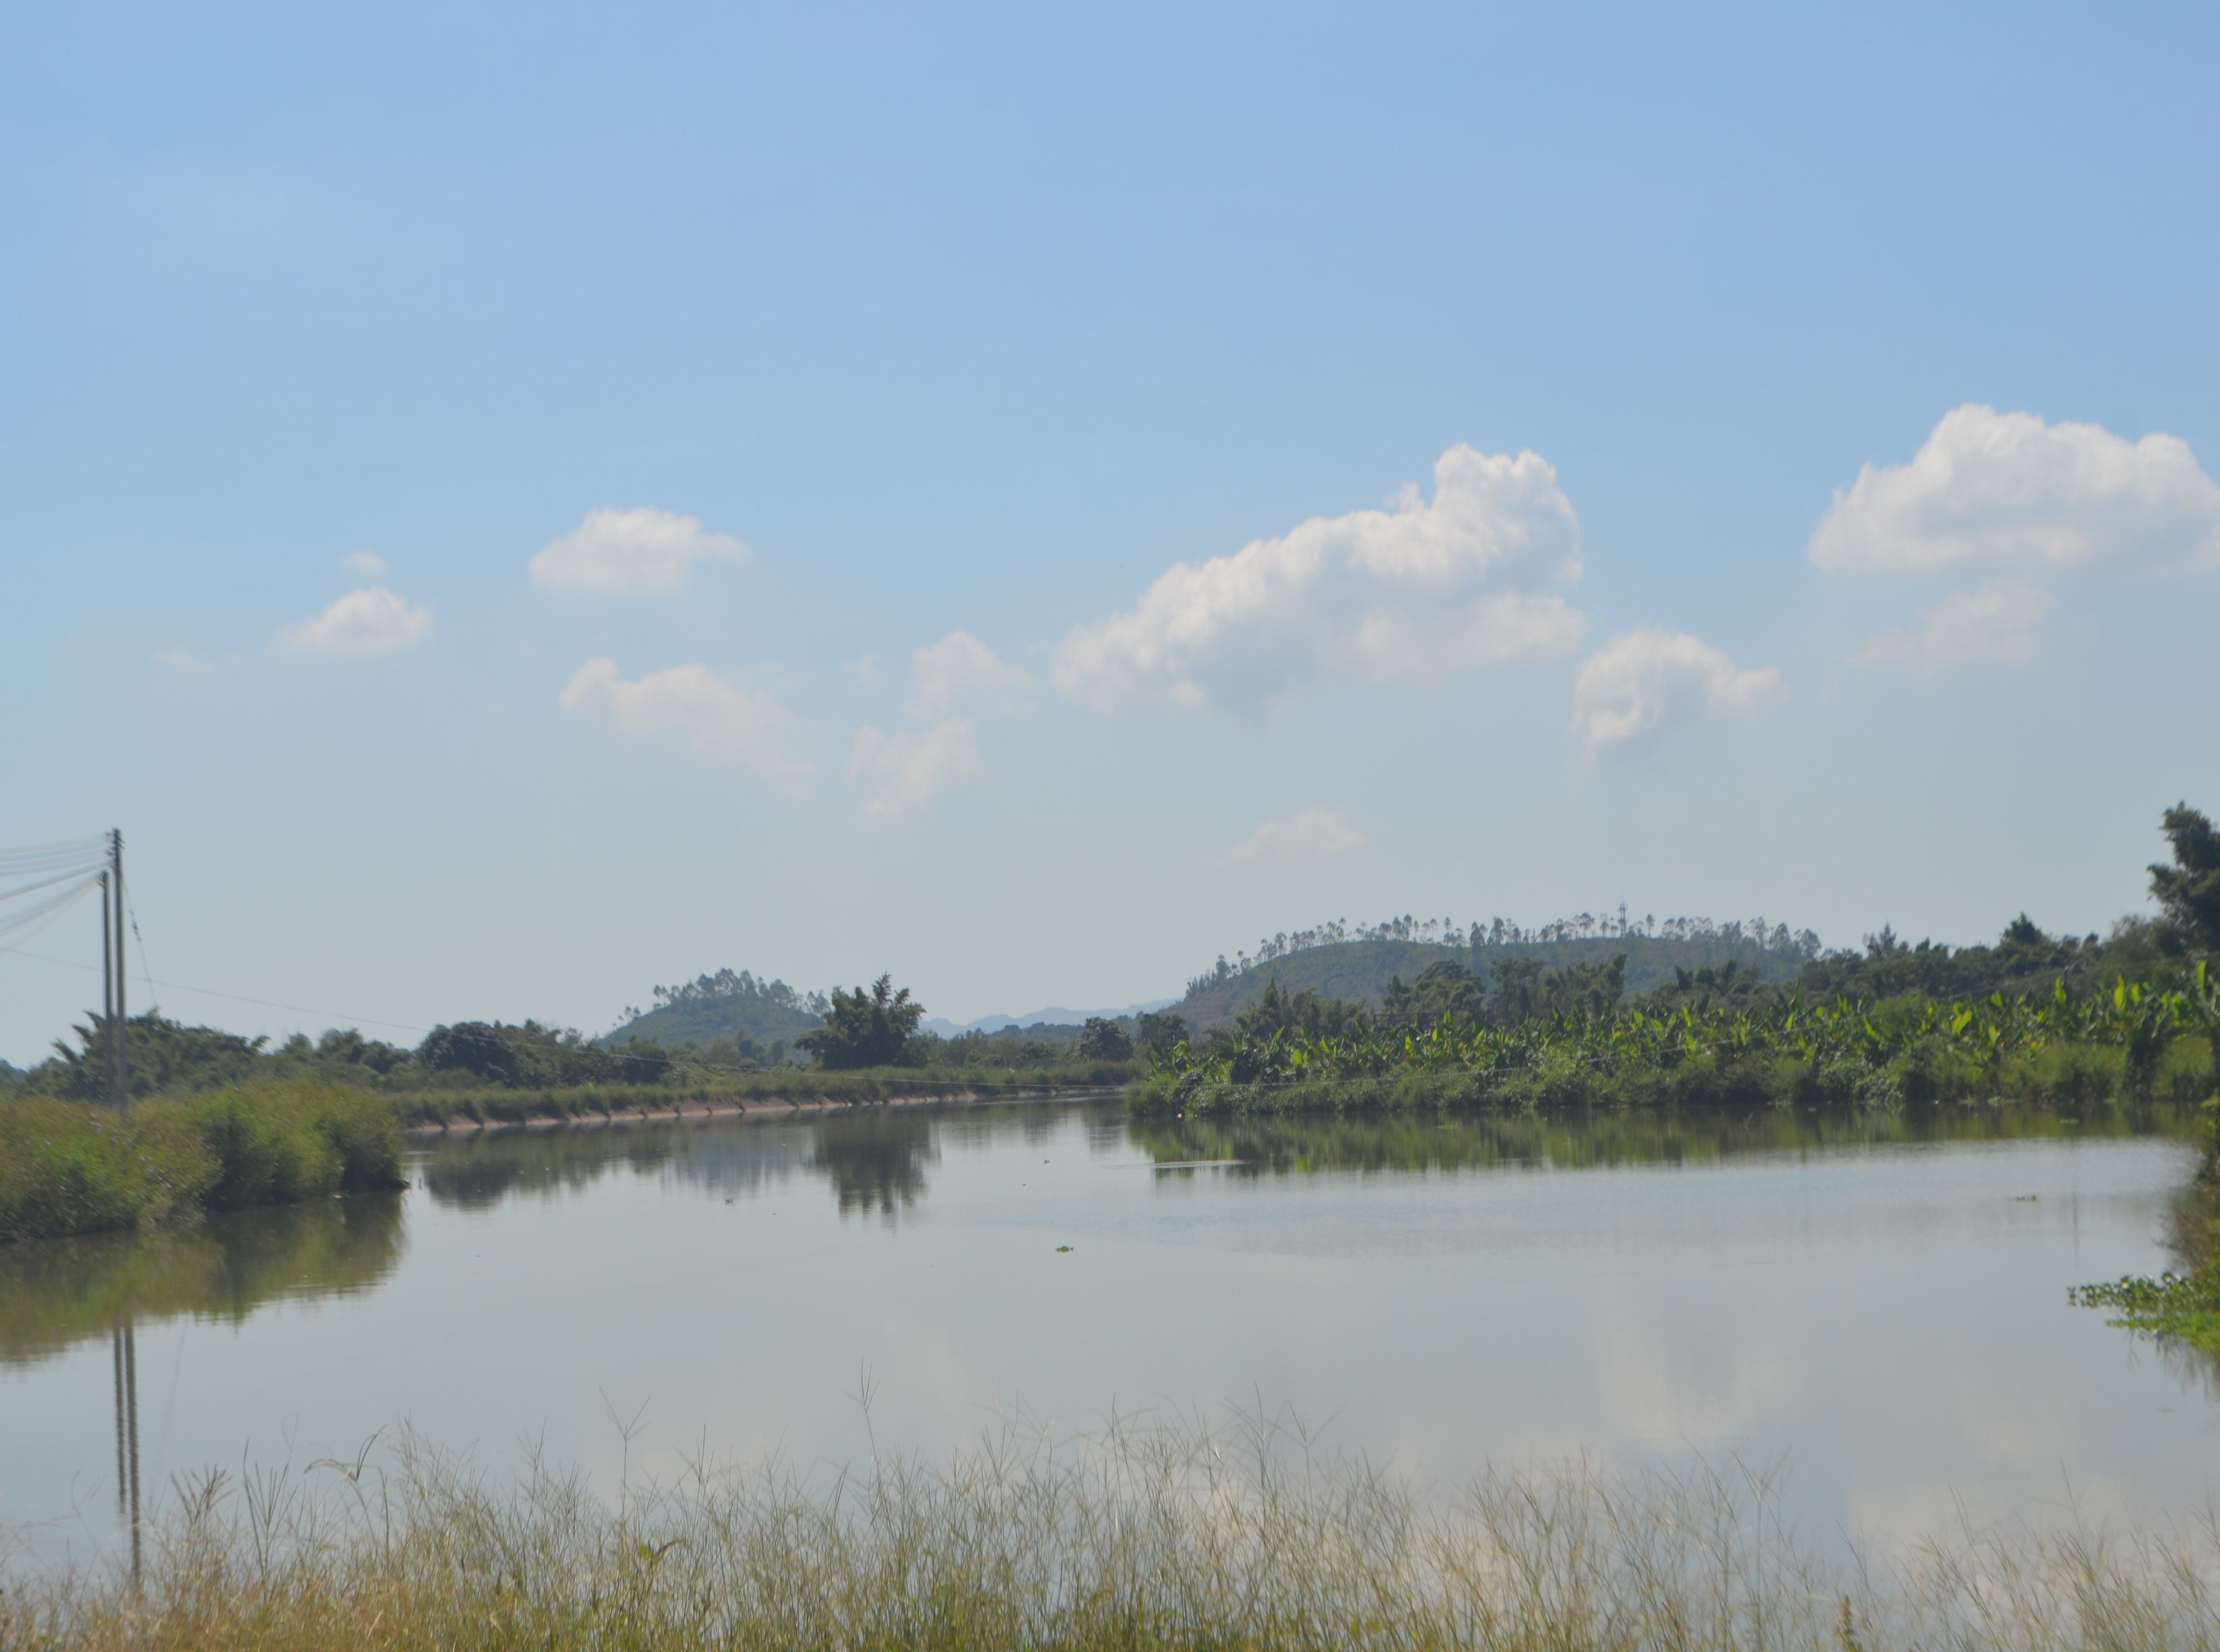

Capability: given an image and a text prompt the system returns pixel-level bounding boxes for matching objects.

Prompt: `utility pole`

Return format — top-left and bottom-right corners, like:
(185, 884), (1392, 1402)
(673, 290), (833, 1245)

(110, 829), (128, 1108)
(101, 871), (115, 1103)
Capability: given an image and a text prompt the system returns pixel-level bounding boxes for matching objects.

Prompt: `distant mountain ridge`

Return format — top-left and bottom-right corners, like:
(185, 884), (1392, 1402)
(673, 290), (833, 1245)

(920, 1000), (1178, 1038)
(602, 912), (1821, 1051)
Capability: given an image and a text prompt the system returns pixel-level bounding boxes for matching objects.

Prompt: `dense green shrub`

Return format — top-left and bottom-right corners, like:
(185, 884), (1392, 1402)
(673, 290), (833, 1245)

(0, 1082), (402, 1242)
(0, 1098), (217, 1242)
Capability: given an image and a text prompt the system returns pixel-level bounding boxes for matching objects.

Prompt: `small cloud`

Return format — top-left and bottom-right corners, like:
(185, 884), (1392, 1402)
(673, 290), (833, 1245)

(1055, 444), (1587, 712)
(279, 586), (431, 657)
(848, 718), (981, 819)
(152, 647), (214, 673)
(1571, 628), (1781, 755)
(845, 653), (886, 688)
(1218, 805), (1368, 865)
(530, 507), (749, 593)
(908, 631), (1031, 717)
(559, 658), (804, 781)
(341, 551), (388, 575)
(1852, 579), (2056, 671)
(1809, 404), (2220, 576)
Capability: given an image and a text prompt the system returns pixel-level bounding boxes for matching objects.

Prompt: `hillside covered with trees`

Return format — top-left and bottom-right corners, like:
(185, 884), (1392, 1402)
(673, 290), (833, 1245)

(1174, 912), (1817, 1029)
(603, 969), (828, 1057)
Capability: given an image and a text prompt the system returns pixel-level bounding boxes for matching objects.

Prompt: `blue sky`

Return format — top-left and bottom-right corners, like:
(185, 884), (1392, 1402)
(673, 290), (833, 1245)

(4, 1), (2217, 1061)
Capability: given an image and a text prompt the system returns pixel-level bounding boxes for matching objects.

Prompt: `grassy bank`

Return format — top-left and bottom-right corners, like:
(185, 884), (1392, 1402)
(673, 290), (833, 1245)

(1131, 1033), (2218, 1118)
(0, 1082), (404, 1244)
(387, 1062), (1142, 1128)
(11, 1425), (2220, 1651)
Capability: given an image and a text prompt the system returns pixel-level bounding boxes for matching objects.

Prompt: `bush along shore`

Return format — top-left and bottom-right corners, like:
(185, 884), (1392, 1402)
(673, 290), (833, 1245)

(1129, 970), (2220, 1118)
(0, 1082), (405, 1245)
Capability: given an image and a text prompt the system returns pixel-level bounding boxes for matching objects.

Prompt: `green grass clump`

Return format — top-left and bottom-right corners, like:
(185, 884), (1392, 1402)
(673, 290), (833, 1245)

(0, 1082), (402, 1243)
(13, 1424), (2220, 1650)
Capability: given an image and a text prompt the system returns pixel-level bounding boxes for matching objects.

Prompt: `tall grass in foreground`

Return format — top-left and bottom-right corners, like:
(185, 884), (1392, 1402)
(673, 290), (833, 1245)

(10, 1421), (2220, 1650)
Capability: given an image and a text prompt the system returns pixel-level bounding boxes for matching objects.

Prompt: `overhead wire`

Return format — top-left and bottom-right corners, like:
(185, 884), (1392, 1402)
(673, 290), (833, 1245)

(0, 864), (113, 904)
(0, 833), (109, 860)
(3, 949), (430, 1035)
(0, 847), (111, 881)
(0, 876), (106, 952)
(125, 889), (156, 1016)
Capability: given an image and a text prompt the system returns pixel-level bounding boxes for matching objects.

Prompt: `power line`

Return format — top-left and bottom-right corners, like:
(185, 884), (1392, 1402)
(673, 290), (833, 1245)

(3, 949), (432, 1035)
(125, 888), (155, 1017)
(0, 876), (105, 952)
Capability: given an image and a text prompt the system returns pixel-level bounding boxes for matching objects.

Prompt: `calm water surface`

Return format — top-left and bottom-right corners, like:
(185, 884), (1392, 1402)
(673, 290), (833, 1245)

(3, 1100), (2216, 1564)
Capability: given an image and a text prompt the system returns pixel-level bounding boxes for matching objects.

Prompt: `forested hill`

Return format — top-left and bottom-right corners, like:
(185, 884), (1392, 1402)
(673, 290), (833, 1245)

(1175, 922), (1814, 1029)
(602, 969), (826, 1049)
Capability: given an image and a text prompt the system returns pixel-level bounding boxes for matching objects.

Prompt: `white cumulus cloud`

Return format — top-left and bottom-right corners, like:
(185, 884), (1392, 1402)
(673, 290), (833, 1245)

(559, 658), (803, 779)
(1218, 805), (1368, 865)
(280, 586), (431, 657)
(530, 507), (749, 593)
(1055, 445), (1587, 711)
(908, 631), (1031, 717)
(1809, 404), (2220, 576)
(848, 718), (981, 819)
(1852, 579), (2056, 672)
(1571, 629), (1782, 755)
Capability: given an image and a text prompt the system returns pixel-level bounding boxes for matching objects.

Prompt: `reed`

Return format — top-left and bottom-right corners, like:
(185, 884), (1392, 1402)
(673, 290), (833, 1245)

(8, 1421), (2220, 1651)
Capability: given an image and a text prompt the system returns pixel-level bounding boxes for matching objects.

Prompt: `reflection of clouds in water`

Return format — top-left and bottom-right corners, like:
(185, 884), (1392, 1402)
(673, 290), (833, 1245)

(1598, 1311), (1804, 1451)
(1946, 1376), (2080, 1472)
(1846, 1473), (2160, 1562)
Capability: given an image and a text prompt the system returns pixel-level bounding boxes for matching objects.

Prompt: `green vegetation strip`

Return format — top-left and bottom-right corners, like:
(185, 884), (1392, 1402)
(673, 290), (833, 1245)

(1130, 971), (2220, 1118)
(0, 1082), (403, 1245)
(12, 1425), (2220, 1650)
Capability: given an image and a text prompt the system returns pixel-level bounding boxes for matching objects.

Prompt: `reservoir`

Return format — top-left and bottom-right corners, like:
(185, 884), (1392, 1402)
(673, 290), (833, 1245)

(3, 1099), (2213, 1568)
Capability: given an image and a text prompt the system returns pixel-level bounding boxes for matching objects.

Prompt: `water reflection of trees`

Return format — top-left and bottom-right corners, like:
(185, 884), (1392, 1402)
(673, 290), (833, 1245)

(810, 1113), (938, 1220)
(418, 1123), (816, 1211)
(414, 1105), (1017, 1222)
(1130, 1100), (2201, 1180)
(0, 1192), (406, 1369)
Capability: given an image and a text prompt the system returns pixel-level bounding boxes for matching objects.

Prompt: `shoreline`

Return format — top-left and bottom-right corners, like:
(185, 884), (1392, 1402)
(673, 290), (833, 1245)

(401, 1084), (1126, 1136)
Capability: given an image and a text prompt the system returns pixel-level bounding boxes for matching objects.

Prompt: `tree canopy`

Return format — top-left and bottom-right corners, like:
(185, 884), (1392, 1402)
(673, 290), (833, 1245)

(2152, 803), (2220, 954)
(797, 975), (926, 1070)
